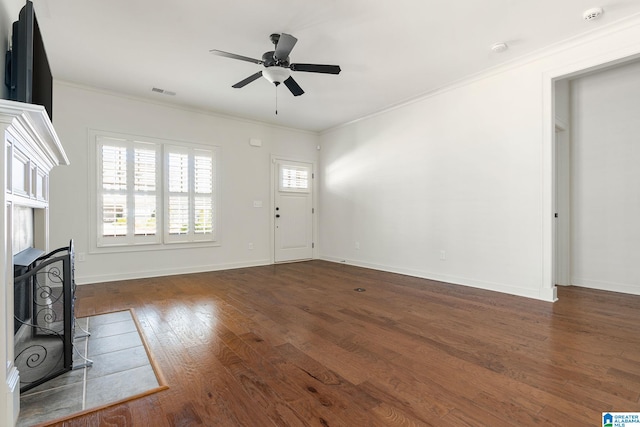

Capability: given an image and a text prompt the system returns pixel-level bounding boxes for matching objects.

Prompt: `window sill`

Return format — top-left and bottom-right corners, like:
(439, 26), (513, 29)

(90, 240), (221, 255)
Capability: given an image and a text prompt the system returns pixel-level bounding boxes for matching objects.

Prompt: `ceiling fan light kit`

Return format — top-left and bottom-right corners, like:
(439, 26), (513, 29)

(211, 32), (341, 98)
(262, 67), (290, 85)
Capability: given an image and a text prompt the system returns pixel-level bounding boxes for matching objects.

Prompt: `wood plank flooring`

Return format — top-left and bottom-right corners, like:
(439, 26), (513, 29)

(49, 260), (640, 426)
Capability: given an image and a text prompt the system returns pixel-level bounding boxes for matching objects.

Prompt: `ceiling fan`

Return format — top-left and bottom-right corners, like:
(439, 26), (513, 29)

(210, 33), (341, 97)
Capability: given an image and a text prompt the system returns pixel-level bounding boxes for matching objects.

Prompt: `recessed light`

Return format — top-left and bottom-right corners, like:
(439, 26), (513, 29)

(583, 7), (604, 21)
(491, 42), (508, 53)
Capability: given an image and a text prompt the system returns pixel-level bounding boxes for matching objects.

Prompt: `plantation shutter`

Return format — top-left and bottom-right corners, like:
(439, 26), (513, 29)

(194, 152), (213, 235)
(279, 165), (310, 192)
(101, 143), (128, 238)
(165, 146), (215, 242)
(95, 132), (216, 248)
(97, 137), (160, 246)
(133, 146), (157, 236)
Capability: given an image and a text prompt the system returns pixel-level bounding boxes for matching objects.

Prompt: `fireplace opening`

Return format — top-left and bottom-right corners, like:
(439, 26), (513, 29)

(12, 241), (81, 393)
(14, 264), (31, 335)
(13, 248), (44, 335)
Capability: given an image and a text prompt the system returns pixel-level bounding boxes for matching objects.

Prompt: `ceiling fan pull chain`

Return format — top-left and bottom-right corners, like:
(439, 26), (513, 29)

(275, 85), (278, 115)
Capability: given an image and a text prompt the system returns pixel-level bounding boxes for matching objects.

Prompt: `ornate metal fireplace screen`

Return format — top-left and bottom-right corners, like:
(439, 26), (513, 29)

(13, 240), (88, 393)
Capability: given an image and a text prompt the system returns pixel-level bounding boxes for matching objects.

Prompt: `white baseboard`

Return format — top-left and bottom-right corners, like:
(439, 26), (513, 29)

(571, 278), (640, 296)
(75, 255), (562, 303)
(320, 256), (556, 302)
(539, 286), (558, 302)
(75, 259), (273, 285)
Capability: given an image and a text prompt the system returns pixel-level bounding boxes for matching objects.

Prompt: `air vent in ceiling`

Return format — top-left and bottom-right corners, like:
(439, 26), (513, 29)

(151, 87), (176, 96)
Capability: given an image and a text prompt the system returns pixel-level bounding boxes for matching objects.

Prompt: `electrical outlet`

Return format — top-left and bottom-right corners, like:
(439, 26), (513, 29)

(440, 250), (446, 261)
(248, 243), (254, 250)
(355, 241), (360, 250)
(77, 252), (86, 262)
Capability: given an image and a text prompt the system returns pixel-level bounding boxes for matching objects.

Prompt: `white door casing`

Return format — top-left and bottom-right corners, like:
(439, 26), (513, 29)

(554, 121), (571, 286)
(273, 159), (313, 263)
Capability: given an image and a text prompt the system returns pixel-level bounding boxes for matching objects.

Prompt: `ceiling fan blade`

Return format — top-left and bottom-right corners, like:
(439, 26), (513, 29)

(274, 33), (298, 61)
(290, 63), (341, 74)
(283, 76), (304, 96)
(232, 71), (263, 88)
(210, 49), (263, 65)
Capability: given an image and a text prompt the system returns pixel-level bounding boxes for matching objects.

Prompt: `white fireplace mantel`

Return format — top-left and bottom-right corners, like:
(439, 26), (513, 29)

(0, 99), (68, 426)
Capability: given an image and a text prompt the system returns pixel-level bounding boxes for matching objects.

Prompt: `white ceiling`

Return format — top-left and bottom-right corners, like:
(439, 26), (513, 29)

(33, 0), (640, 132)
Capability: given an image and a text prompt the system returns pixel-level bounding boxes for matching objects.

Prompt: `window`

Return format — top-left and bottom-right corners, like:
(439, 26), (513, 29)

(98, 137), (160, 246)
(165, 146), (215, 243)
(279, 164), (310, 192)
(95, 133), (216, 248)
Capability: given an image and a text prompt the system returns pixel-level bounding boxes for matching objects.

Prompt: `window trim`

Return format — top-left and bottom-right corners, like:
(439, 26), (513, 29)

(89, 130), (219, 253)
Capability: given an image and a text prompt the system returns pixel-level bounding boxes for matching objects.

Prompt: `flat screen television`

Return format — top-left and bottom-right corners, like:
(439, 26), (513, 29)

(4, 0), (53, 121)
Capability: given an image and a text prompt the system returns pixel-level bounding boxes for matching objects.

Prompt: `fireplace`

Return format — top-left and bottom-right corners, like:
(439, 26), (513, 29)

(1, 99), (69, 425)
(9, 170), (81, 394)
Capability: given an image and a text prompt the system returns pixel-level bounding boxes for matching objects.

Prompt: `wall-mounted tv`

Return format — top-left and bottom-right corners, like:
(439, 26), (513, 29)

(4, 0), (53, 121)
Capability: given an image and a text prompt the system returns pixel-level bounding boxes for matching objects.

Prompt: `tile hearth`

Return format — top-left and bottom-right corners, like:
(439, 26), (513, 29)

(17, 311), (160, 426)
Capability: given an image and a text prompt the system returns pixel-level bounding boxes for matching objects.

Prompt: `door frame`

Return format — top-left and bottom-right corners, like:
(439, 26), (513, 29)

(543, 47), (640, 301)
(270, 154), (318, 264)
(554, 118), (570, 287)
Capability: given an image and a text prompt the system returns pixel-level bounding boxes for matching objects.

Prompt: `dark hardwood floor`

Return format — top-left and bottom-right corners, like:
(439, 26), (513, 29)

(49, 260), (639, 426)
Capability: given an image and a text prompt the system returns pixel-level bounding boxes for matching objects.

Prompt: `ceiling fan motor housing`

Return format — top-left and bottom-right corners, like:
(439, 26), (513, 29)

(262, 51), (289, 67)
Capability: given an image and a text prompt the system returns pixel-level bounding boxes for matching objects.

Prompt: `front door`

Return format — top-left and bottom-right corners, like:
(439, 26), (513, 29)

(274, 159), (313, 263)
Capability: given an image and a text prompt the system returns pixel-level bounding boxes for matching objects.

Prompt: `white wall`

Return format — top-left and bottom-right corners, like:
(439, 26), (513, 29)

(570, 60), (640, 295)
(319, 69), (545, 299)
(50, 82), (319, 283)
(319, 17), (640, 301)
